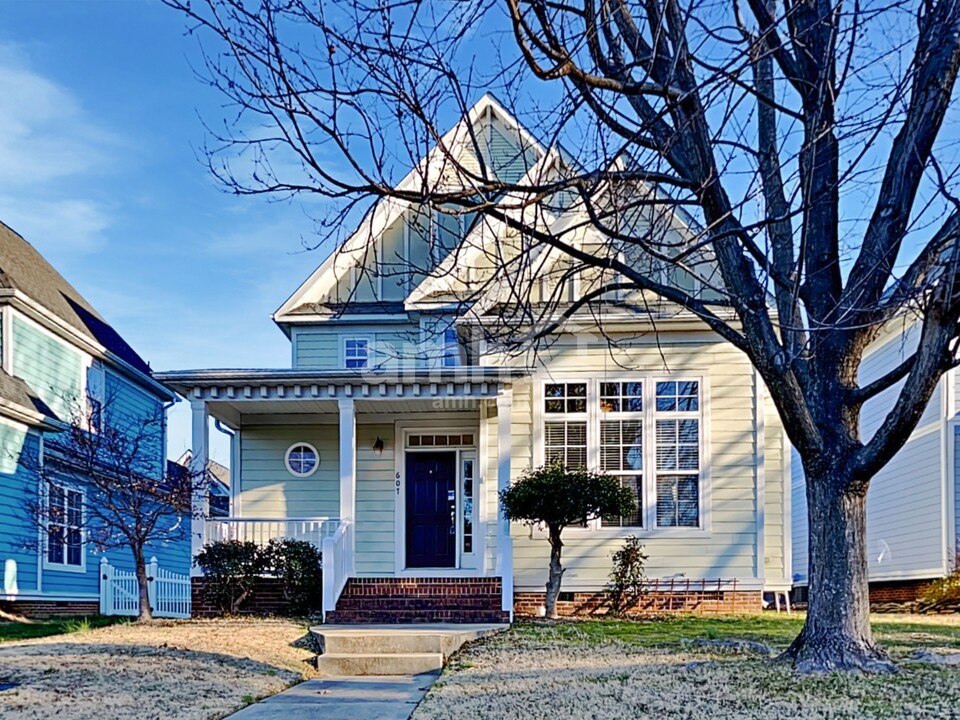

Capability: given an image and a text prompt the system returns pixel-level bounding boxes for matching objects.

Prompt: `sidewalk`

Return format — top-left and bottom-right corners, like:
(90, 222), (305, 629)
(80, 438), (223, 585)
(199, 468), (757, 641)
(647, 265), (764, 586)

(226, 672), (440, 720)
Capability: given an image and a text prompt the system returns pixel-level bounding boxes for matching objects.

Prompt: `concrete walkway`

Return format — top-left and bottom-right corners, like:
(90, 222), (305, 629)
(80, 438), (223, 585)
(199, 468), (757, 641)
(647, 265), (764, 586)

(226, 673), (440, 720)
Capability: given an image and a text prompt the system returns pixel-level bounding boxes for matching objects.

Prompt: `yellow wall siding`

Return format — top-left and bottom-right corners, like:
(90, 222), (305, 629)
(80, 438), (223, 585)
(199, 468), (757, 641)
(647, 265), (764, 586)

(496, 334), (765, 590)
(355, 424), (396, 576)
(239, 425), (340, 518)
(294, 324), (421, 369)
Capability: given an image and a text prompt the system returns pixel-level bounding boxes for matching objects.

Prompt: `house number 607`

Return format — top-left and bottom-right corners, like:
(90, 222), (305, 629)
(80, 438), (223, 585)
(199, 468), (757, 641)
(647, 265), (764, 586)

(396, 474), (401, 495)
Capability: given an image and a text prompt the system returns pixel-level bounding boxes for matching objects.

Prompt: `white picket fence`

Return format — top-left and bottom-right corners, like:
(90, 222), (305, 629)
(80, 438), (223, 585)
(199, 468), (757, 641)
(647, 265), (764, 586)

(99, 556), (192, 619)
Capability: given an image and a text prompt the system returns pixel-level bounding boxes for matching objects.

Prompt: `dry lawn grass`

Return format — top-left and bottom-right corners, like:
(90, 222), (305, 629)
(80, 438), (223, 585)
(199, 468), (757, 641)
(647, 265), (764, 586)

(0, 618), (316, 720)
(414, 614), (960, 720)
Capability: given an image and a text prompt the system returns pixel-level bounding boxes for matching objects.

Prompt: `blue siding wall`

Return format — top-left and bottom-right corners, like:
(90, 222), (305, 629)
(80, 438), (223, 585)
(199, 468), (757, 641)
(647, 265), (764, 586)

(12, 315), (83, 421)
(0, 421), (41, 597)
(1, 334), (189, 601)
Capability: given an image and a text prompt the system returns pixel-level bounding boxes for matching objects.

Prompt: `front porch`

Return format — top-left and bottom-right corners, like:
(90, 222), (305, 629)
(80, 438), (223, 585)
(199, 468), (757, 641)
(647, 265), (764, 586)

(158, 368), (528, 621)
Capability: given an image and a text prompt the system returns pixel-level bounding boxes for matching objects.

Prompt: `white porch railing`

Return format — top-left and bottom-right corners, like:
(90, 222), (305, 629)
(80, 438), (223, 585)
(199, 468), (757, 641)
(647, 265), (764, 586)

(99, 556), (192, 619)
(204, 517), (339, 550)
(321, 520), (353, 622)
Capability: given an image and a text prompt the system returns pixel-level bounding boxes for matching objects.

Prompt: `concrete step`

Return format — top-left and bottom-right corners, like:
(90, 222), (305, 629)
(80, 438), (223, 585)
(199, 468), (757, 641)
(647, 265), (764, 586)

(316, 652), (445, 676)
(310, 624), (508, 677)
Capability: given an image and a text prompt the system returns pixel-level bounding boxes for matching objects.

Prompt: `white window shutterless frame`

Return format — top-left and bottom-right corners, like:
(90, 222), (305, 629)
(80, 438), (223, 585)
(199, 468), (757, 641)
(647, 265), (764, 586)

(534, 375), (710, 535)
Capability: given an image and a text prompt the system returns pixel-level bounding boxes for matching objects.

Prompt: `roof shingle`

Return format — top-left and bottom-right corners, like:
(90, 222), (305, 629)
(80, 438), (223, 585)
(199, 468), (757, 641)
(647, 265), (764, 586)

(0, 221), (152, 375)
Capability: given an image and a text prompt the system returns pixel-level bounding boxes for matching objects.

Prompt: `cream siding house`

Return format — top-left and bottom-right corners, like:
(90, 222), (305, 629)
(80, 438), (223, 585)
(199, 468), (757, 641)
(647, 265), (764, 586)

(159, 95), (791, 621)
(791, 320), (959, 599)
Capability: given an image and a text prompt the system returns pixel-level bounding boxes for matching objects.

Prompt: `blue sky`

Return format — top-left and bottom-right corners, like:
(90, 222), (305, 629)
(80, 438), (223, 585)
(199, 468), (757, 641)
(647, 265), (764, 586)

(1, 0), (334, 463)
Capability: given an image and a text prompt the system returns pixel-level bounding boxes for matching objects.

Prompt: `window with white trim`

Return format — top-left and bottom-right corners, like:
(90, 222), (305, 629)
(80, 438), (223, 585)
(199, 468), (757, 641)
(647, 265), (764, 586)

(343, 338), (370, 369)
(285, 442), (319, 477)
(599, 382), (644, 527)
(442, 327), (461, 367)
(540, 377), (703, 531)
(543, 382), (588, 469)
(47, 483), (84, 568)
(655, 381), (700, 527)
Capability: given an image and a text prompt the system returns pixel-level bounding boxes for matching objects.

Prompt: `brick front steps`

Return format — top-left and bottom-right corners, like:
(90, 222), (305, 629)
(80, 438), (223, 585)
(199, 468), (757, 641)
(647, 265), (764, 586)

(325, 577), (510, 624)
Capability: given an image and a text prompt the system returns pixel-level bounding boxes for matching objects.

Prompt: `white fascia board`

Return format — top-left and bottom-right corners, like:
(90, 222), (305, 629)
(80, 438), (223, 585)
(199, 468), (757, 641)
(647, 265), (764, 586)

(275, 95), (549, 322)
(278, 313), (413, 326)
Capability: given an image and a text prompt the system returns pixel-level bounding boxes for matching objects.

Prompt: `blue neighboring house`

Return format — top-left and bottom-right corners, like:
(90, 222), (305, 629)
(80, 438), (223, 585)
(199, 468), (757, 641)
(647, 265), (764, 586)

(0, 221), (188, 617)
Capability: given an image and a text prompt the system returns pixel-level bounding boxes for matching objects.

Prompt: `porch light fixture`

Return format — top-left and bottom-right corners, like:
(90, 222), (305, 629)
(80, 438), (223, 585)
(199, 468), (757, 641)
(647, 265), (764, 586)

(372, 436), (385, 456)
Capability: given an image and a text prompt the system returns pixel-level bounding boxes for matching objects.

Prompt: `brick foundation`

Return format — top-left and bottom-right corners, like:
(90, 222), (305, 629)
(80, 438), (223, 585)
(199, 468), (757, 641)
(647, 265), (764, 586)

(513, 589), (762, 616)
(326, 577), (510, 624)
(869, 579), (937, 604)
(0, 600), (100, 619)
(191, 577), (312, 617)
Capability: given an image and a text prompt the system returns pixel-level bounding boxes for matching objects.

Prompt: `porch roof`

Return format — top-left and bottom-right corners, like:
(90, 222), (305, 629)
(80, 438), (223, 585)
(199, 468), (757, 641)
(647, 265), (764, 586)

(155, 368), (530, 424)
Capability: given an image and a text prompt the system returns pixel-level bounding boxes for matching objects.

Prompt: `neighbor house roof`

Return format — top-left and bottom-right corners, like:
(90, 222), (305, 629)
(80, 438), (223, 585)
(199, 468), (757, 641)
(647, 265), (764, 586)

(0, 367), (60, 428)
(0, 221), (153, 375)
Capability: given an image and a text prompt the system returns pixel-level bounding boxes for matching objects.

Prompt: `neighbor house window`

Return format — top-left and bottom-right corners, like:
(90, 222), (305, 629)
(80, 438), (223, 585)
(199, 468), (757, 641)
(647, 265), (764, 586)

(654, 381), (701, 528)
(540, 377), (704, 531)
(543, 382), (588, 469)
(343, 338), (370, 369)
(47, 483), (84, 568)
(599, 382), (644, 527)
(285, 443), (319, 477)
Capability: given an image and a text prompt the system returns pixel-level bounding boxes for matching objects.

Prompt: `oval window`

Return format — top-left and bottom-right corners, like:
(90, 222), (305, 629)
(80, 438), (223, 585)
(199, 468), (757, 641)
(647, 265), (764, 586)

(285, 443), (319, 477)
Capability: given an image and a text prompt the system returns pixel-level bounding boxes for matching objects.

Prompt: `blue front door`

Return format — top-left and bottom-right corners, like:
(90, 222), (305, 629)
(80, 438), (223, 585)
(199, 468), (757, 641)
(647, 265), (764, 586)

(406, 451), (456, 568)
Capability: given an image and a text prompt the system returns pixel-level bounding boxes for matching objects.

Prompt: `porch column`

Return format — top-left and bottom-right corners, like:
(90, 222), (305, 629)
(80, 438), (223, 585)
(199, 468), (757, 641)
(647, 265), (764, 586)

(190, 399), (209, 576)
(338, 397), (357, 575)
(496, 388), (514, 618)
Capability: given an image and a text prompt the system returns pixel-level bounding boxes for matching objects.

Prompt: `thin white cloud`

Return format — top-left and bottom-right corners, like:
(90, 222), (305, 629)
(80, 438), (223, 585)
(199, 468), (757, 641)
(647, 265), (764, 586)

(0, 197), (111, 254)
(0, 43), (118, 254)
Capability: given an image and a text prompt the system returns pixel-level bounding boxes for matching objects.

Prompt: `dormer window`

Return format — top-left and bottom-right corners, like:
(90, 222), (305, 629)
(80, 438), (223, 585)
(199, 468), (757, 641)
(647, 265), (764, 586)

(343, 337), (371, 369)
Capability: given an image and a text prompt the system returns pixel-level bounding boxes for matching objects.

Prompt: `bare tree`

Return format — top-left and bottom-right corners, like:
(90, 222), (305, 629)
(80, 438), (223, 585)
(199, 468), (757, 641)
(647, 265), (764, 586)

(25, 393), (204, 621)
(165, 0), (960, 671)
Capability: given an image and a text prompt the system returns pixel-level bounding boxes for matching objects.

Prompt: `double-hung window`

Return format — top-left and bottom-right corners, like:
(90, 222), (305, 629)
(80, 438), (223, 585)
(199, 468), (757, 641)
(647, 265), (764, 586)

(46, 483), (84, 569)
(343, 338), (370, 369)
(599, 382), (644, 527)
(539, 377), (704, 531)
(543, 382), (588, 469)
(654, 381), (701, 528)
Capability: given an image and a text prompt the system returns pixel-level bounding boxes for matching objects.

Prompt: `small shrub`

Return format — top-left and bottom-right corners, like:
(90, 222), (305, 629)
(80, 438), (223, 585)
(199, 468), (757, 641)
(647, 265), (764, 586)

(918, 561), (960, 611)
(263, 538), (323, 615)
(606, 536), (648, 616)
(195, 540), (268, 614)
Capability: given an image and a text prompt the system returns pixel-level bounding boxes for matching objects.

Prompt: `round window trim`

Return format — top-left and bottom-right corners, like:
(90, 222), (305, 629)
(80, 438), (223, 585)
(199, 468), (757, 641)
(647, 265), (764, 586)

(285, 442), (319, 478)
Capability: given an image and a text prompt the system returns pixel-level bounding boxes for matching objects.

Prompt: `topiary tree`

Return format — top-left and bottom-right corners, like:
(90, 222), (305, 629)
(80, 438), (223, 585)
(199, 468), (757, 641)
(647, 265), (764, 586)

(500, 460), (635, 619)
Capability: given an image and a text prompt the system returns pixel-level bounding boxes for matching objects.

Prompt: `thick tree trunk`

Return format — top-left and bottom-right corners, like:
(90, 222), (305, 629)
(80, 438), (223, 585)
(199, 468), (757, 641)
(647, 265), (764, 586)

(544, 527), (565, 620)
(781, 467), (895, 673)
(135, 552), (154, 623)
